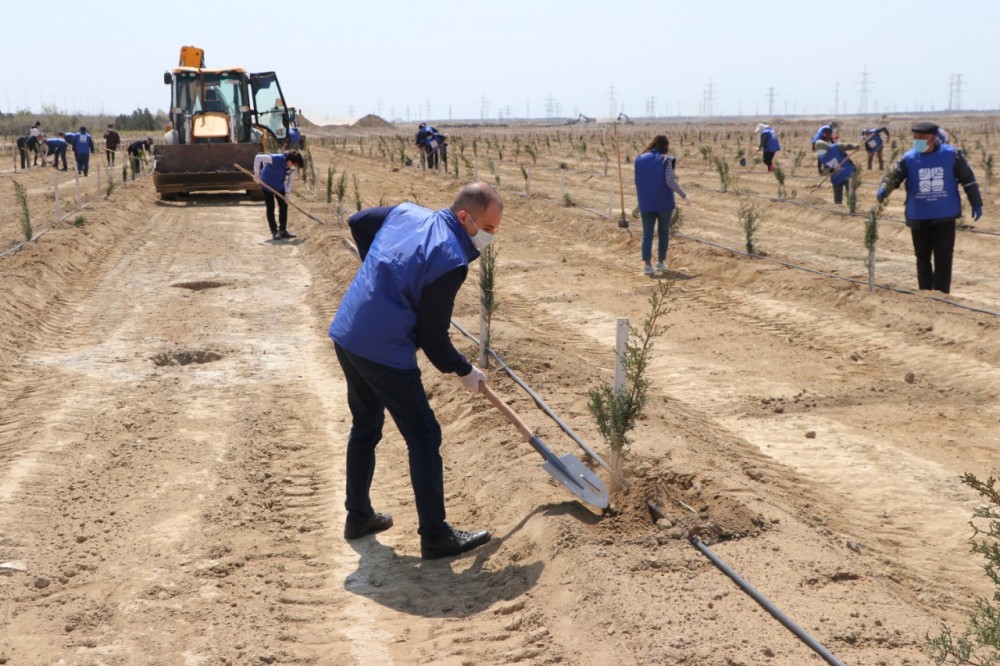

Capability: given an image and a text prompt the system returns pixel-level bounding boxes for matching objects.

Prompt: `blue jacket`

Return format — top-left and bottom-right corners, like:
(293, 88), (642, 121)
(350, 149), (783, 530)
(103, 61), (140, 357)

(634, 150), (676, 212)
(902, 144), (962, 221)
(75, 132), (92, 155)
(820, 144), (855, 185)
(260, 154), (289, 193)
(862, 129), (884, 153)
(329, 203), (478, 369)
(760, 128), (781, 153)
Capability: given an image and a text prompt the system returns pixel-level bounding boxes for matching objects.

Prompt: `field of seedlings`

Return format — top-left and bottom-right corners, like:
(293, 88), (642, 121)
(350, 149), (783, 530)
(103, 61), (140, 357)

(1, 114), (999, 665)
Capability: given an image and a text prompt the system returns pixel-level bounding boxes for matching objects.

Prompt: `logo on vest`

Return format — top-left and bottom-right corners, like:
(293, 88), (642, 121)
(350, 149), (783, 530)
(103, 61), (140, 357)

(918, 167), (945, 194)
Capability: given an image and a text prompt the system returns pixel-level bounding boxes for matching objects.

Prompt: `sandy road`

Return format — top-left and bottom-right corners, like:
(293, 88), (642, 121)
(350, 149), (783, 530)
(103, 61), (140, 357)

(0, 198), (396, 663)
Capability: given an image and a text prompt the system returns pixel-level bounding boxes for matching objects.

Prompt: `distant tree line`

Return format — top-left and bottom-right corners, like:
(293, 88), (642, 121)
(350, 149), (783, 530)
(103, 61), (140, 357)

(0, 108), (169, 137)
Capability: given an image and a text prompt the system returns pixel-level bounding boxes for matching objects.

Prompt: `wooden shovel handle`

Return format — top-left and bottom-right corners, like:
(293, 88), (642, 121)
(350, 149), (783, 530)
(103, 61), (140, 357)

(479, 383), (533, 441)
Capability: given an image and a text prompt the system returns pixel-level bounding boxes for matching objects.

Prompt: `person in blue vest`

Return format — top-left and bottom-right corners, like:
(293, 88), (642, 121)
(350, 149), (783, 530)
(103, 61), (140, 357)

(812, 121), (838, 174)
(329, 181), (503, 560)
(73, 126), (95, 176)
(423, 124), (444, 170)
(634, 135), (691, 276)
(45, 133), (70, 171)
(814, 139), (859, 205)
(253, 149), (306, 241)
(861, 126), (890, 171)
(876, 120), (983, 294)
(753, 123), (782, 172)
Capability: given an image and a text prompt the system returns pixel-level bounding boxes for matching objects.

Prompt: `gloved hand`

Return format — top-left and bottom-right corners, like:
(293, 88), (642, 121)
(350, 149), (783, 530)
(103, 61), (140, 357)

(876, 186), (886, 203)
(458, 366), (486, 394)
(972, 206), (983, 221)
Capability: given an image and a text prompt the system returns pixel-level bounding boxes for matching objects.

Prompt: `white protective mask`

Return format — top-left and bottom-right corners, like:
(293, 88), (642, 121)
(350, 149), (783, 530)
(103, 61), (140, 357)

(465, 213), (495, 250)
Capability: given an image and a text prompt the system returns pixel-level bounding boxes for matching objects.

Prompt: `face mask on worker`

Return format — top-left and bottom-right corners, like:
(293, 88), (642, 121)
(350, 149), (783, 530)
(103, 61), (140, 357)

(465, 213), (495, 250)
(913, 139), (929, 153)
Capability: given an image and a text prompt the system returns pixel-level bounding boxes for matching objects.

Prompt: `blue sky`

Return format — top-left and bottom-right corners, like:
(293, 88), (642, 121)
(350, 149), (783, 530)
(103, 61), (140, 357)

(4, 0), (999, 123)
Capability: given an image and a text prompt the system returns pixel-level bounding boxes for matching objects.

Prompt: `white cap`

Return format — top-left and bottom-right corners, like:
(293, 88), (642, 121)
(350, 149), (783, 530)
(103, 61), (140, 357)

(754, 123), (768, 133)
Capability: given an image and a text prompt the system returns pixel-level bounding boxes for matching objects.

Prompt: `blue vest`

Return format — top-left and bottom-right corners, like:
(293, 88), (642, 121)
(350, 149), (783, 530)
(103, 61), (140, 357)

(64, 132), (78, 147)
(820, 145), (855, 185)
(329, 204), (476, 369)
(812, 125), (832, 144)
(260, 154), (288, 192)
(634, 150), (676, 212)
(863, 130), (883, 153)
(75, 133), (91, 155)
(46, 138), (67, 149)
(761, 128), (781, 153)
(902, 144), (961, 221)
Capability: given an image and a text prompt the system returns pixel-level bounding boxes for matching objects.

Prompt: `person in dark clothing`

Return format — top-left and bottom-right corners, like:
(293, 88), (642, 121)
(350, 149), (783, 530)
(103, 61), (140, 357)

(126, 138), (154, 175)
(877, 120), (984, 294)
(25, 134), (42, 167)
(16, 136), (30, 170)
(252, 149), (305, 240)
(74, 126), (94, 176)
(104, 124), (121, 167)
(861, 127), (890, 171)
(45, 133), (70, 170)
(328, 181), (503, 560)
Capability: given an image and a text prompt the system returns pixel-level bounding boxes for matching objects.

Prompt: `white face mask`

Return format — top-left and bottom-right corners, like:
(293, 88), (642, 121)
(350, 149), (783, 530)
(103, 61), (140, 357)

(465, 213), (495, 250)
(471, 229), (495, 250)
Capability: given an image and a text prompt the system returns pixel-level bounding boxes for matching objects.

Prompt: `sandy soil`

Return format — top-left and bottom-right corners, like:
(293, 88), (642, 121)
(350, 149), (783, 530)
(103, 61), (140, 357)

(1, 116), (999, 665)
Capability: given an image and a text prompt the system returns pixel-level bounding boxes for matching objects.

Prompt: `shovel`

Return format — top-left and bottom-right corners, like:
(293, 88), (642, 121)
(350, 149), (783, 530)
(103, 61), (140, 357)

(479, 383), (609, 510)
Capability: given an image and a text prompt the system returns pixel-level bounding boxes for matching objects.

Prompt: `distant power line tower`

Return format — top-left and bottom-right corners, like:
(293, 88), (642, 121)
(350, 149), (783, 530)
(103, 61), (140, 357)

(767, 87), (776, 115)
(480, 96), (489, 120)
(954, 74), (964, 111)
(833, 81), (840, 116)
(544, 95), (555, 119)
(607, 84), (617, 119)
(645, 96), (656, 117)
(857, 66), (872, 114)
(701, 80), (715, 117)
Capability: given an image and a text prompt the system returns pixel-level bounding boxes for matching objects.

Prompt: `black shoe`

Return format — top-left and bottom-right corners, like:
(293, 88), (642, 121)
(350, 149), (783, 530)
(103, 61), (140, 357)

(279, 230), (296, 239)
(421, 525), (491, 560)
(344, 512), (393, 540)
(271, 232), (281, 241)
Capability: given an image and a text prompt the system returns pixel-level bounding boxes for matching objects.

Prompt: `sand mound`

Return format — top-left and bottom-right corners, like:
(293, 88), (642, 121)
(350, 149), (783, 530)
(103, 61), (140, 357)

(352, 114), (394, 128)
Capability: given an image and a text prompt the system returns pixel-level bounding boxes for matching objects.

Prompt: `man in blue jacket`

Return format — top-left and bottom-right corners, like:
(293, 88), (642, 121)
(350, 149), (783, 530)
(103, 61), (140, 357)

(754, 123), (782, 173)
(45, 133), (70, 171)
(877, 120), (984, 294)
(861, 126), (890, 171)
(73, 126), (95, 176)
(329, 181), (502, 560)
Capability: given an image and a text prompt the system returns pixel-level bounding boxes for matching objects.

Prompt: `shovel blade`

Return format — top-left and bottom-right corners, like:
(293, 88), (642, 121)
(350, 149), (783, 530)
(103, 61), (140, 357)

(541, 453), (610, 509)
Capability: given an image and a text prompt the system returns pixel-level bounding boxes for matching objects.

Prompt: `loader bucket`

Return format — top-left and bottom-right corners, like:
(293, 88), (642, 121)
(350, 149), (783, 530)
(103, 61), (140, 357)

(153, 143), (262, 197)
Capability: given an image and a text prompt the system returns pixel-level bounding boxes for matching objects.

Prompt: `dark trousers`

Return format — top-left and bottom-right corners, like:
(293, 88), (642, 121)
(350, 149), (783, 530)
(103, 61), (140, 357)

(18, 146), (29, 169)
(262, 189), (288, 235)
(106, 148), (116, 167)
(334, 343), (447, 539)
(76, 152), (90, 176)
(910, 219), (956, 293)
(425, 146), (439, 170)
(49, 147), (68, 170)
(763, 151), (775, 172)
(867, 148), (884, 171)
(833, 180), (847, 204)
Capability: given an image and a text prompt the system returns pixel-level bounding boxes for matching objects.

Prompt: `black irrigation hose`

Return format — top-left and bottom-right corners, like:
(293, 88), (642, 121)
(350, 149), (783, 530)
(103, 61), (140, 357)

(647, 501), (845, 666)
(449, 319), (631, 490)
